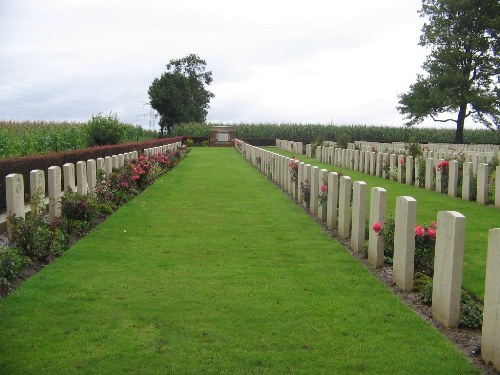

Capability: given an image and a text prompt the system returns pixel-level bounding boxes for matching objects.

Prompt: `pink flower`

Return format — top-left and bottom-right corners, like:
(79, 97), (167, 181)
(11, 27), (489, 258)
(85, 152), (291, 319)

(415, 225), (425, 237)
(132, 175), (140, 181)
(372, 221), (383, 234)
(400, 157), (405, 166)
(436, 160), (449, 171)
(320, 184), (328, 193)
(121, 182), (129, 188)
(431, 221), (437, 229)
(427, 227), (436, 238)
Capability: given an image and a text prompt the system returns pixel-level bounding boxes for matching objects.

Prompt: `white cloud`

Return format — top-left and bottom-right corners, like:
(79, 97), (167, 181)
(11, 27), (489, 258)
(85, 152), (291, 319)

(0, 0), (443, 129)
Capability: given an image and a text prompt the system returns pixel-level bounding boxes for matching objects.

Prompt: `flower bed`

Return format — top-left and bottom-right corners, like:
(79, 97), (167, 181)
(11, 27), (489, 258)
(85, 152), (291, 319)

(0, 147), (189, 297)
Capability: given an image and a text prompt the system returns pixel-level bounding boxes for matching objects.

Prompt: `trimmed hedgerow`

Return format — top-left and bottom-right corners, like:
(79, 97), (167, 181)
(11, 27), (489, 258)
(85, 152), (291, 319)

(0, 136), (182, 211)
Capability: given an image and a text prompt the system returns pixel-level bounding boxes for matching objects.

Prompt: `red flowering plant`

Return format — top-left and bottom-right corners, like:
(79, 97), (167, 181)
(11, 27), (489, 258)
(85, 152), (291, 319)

(288, 157), (299, 182)
(414, 222), (437, 275)
(95, 166), (139, 209)
(436, 160), (449, 193)
(95, 150), (185, 209)
(318, 177), (328, 207)
(300, 179), (311, 207)
(398, 154), (406, 182)
(373, 218), (437, 276)
(382, 158), (391, 179)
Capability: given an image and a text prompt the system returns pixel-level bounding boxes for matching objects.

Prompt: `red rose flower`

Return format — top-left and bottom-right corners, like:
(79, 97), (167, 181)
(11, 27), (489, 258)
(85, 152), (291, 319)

(415, 225), (425, 237)
(372, 221), (383, 234)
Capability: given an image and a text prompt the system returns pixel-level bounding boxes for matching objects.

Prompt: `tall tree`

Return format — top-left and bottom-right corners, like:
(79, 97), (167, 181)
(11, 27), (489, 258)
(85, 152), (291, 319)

(397, 0), (499, 143)
(148, 54), (215, 135)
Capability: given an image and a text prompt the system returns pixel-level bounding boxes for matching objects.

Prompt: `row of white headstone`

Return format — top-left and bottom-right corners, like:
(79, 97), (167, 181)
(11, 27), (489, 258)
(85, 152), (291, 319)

(275, 139), (304, 155)
(4, 143), (181, 227)
(354, 140), (500, 154)
(313, 144), (500, 208)
(236, 139), (500, 371)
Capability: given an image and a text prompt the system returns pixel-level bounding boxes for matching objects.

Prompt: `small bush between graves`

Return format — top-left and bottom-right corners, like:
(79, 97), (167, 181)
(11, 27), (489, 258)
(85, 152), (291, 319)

(372, 219), (484, 328)
(419, 281), (483, 329)
(1, 147), (189, 296)
(372, 218), (436, 276)
(8, 210), (69, 261)
(0, 244), (30, 291)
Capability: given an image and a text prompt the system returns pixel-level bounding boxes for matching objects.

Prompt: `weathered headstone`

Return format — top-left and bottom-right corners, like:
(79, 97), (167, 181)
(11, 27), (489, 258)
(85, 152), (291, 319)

(96, 158), (105, 173)
(432, 211), (465, 328)
(389, 154), (396, 180)
(310, 166), (319, 215)
(48, 166), (62, 222)
(462, 162), (473, 200)
(425, 158), (434, 191)
(406, 156), (413, 185)
(6, 173), (25, 220)
(338, 176), (352, 239)
(29, 169), (45, 212)
(87, 159), (97, 196)
(327, 172), (339, 230)
(375, 152), (382, 177)
(397, 156), (404, 182)
(482, 228), (500, 371)
(112, 155), (119, 170)
(63, 163), (76, 192)
(477, 163), (489, 205)
(76, 161), (89, 195)
(448, 160), (459, 197)
(393, 196), (416, 291)
(368, 187), (387, 268)
(351, 181), (366, 252)
(297, 162), (304, 203)
(104, 156), (113, 176)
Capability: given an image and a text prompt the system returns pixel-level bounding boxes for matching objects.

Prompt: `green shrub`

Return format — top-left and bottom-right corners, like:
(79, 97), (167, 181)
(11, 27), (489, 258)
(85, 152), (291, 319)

(413, 272), (432, 293)
(184, 138), (195, 147)
(336, 131), (352, 149)
(406, 141), (423, 159)
(7, 213), (69, 261)
(87, 112), (125, 146)
(0, 244), (30, 288)
(419, 282), (483, 328)
(374, 218), (436, 275)
(459, 291), (483, 329)
(60, 192), (102, 236)
(420, 281), (433, 305)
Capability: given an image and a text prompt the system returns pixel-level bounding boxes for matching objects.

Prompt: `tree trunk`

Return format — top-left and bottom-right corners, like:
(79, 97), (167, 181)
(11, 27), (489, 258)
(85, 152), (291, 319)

(455, 103), (467, 144)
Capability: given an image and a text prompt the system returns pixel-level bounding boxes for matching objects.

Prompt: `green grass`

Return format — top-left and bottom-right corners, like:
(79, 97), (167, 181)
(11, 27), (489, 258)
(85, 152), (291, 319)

(266, 147), (498, 299)
(0, 148), (479, 374)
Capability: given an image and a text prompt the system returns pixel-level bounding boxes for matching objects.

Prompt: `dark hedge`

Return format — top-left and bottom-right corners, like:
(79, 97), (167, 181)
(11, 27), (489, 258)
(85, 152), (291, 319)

(0, 137), (182, 211)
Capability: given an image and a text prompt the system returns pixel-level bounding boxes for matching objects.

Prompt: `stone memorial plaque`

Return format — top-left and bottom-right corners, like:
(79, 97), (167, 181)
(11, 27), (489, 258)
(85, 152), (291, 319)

(217, 132), (229, 142)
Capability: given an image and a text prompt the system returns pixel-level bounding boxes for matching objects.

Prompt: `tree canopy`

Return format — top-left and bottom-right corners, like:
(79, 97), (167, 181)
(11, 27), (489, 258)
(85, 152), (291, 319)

(148, 54), (214, 134)
(397, 0), (499, 143)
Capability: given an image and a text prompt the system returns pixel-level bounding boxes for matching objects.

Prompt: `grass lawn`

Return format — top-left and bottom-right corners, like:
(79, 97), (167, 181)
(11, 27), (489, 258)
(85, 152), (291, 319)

(266, 147), (499, 300)
(0, 148), (479, 374)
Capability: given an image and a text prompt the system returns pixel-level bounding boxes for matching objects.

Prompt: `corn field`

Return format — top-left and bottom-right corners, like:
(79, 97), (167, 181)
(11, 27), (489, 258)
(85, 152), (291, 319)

(171, 122), (500, 144)
(0, 120), (157, 158)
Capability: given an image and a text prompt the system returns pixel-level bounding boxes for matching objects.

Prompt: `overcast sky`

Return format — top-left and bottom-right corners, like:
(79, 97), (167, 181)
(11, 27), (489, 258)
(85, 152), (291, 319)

(1, 0), (445, 130)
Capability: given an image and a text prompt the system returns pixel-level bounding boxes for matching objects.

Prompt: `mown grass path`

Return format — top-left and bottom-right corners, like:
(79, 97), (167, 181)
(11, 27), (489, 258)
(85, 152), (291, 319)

(0, 148), (478, 374)
(266, 147), (499, 300)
